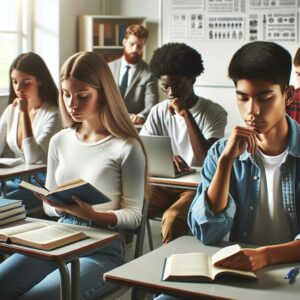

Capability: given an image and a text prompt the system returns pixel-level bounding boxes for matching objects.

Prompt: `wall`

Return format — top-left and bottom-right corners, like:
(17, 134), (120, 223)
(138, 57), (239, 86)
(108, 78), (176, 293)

(58, 0), (107, 69)
(33, 0), (107, 83)
(33, 0), (59, 83)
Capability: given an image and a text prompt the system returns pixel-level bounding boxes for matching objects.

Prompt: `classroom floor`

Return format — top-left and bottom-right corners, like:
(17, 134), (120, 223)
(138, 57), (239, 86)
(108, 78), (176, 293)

(116, 219), (162, 300)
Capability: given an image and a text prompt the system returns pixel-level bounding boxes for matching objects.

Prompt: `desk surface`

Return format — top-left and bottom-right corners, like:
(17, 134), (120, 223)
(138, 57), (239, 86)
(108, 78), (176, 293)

(149, 168), (201, 189)
(0, 163), (47, 180)
(104, 236), (300, 300)
(0, 218), (120, 262)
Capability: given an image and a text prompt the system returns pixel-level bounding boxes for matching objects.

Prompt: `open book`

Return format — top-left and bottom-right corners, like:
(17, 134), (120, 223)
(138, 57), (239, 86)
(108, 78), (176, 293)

(0, 157), (23, 167)
(20, 178), (111, 206)
(162, 244), (257, 282)
(0, 222), (88, 250)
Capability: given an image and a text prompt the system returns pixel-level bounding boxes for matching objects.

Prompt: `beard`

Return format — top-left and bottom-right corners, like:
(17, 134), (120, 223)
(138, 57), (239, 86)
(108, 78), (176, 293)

(124, 50), (143, 64)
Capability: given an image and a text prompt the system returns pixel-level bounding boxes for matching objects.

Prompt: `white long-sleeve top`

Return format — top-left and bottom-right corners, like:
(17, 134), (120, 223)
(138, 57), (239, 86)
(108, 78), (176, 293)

(0, 102), (60, 164)
(44, 128), (145, 230)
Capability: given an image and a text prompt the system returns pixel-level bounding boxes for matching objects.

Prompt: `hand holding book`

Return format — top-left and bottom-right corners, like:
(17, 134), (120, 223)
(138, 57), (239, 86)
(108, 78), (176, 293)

(162, 244), (257, 282)
(20, 179), (111, 206)
(214, 246), (267, 272)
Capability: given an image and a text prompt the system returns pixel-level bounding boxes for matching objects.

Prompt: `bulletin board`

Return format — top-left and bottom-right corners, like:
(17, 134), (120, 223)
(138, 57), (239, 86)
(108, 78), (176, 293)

(159, 0), (300, 88)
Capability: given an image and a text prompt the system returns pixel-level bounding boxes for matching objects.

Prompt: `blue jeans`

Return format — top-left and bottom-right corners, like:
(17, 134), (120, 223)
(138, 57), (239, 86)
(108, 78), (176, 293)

(3, 172), (46, 211)
(0, 216), (125, 300)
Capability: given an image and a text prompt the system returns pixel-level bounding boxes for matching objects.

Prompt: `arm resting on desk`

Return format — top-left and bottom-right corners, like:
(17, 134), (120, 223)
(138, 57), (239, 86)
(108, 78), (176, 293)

(216, 239), (300, 272)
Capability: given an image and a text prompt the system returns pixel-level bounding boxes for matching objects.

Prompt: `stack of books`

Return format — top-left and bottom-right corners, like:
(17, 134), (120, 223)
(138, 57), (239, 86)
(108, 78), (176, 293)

(0, 199), (26, 226)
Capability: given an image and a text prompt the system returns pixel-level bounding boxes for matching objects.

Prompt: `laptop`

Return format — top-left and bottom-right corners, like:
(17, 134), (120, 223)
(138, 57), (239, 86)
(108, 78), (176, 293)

(140, 135), (195, 178)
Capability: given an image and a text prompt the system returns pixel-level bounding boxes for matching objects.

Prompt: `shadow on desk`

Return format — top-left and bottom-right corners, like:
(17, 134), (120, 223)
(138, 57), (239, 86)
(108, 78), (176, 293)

(104, 236), (300, 300)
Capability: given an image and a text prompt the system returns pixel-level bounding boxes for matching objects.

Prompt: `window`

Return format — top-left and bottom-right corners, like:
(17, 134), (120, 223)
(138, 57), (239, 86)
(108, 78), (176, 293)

(0, 0), (31, 95)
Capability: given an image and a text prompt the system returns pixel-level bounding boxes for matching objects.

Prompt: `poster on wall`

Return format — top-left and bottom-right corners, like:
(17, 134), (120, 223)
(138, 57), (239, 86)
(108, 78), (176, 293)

(162, 0), (300, 87)
(170, 0), (299, 42)
(248, 12), (297, 42)
(206, 0), (246, 13)
(207, 16), (245, 40)
(249, 0), (298, 10)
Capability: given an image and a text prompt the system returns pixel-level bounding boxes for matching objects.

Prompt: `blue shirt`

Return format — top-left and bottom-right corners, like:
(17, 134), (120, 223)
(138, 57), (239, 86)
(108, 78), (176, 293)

(188, 115), (300, 245)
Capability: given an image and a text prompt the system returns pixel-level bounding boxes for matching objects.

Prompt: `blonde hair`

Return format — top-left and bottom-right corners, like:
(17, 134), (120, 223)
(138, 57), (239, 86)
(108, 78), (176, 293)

(59, 51), (149, 194)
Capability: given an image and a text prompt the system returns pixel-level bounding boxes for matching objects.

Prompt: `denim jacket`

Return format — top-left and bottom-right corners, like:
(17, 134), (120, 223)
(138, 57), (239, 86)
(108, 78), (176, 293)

(188, 115), (300, 245)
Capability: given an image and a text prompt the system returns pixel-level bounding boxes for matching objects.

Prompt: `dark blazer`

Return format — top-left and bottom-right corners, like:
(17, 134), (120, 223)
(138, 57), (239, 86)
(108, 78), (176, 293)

(109, 57), (159, 119)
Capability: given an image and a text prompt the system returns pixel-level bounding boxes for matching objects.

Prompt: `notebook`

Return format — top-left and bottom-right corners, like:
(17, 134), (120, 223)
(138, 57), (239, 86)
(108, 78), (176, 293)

(141, 135), (195, 178)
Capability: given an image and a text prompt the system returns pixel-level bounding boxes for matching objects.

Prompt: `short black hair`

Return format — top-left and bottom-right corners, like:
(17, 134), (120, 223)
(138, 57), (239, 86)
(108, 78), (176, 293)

(149, 43), (204, 79)
(228, 41), (291, 92)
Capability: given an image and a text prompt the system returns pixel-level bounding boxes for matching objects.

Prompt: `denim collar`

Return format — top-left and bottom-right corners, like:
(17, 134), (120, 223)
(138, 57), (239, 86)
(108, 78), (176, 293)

(239, 115), (300, 162)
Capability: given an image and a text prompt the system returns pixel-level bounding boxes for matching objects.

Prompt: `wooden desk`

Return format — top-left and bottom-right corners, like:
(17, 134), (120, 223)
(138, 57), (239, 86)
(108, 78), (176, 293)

(104, 236), (300, 300)
(0, 163), (47, 197)
(0, 218), (120, 300)
(149, 167), (201, 190)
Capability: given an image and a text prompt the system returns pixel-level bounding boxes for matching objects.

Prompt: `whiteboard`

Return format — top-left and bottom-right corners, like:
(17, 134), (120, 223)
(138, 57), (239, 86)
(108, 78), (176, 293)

(159, 0), (300, 88)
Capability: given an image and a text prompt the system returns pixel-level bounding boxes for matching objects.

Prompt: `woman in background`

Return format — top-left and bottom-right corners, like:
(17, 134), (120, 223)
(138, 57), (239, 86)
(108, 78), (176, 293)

(0, 51), (147, 300)
(0, 52), (60, 211)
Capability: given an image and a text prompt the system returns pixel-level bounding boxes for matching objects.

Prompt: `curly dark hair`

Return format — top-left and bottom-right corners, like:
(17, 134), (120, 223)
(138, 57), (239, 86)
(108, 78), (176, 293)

(149, 43), (204, 79)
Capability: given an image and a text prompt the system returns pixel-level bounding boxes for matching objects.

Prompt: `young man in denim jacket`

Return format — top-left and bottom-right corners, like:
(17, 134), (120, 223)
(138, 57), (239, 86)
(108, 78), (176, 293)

(188, 41), (300, 272)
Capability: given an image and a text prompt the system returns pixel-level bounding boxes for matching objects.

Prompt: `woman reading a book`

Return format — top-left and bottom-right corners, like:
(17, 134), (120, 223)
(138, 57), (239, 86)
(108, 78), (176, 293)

(0, 51), (147, 300)
(0, 52), (60, 211)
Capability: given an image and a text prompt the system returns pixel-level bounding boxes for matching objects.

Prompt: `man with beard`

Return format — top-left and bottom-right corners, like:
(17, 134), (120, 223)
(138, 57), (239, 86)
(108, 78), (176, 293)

(109, 24), (158, 125)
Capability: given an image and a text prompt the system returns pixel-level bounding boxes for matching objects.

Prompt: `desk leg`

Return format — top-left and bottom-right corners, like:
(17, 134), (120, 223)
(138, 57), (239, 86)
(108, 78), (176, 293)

(71, 257), (80, 300)
(57, 261), (71, 300)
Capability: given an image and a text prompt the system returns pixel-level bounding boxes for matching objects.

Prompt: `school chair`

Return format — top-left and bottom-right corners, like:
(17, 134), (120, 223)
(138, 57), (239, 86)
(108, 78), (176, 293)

(101, 197), (149, 300)
(146, 215), (162, 251)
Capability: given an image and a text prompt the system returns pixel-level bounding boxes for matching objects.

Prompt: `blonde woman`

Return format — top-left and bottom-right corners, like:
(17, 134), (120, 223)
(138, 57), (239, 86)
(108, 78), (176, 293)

(0, 52), (147, 300)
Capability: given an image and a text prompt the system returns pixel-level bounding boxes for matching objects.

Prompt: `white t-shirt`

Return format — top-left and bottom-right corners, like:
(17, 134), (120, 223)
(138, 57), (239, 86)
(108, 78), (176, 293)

(0, 102), (60, 164)
(251, 149), (292, 245)
(140, 97), (227, 166)
(44, 128), (145, 230)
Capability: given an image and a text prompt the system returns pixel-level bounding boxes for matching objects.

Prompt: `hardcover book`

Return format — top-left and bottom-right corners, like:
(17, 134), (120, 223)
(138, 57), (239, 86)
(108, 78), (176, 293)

(0, 199), (22, 213)
(162, 244), (257, 282)
(0, 211), (26, 227)
(0, 205), (26, 220)
(0, 157), (23, 167)
(20, 178), (111, 206)
(0, 222), (88, 250)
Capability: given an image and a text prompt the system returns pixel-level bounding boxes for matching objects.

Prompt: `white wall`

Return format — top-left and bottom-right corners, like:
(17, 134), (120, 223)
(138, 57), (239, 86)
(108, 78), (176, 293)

(195, 86), (243, 136)
(33, 0), (59, 84)
(59, 0), (107, 69)
(33, 0), (106, 84)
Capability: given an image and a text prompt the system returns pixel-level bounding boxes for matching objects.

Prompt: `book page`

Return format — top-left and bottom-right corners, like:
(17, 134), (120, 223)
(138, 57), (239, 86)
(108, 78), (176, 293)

(211, 244), (256, 279)
(0, 222), (47, 239)
(10, 224), (86, 246)
(54, 178), (85, 192)
(0, 157), (24, 167)
(20, 181), (49, 196)
(163, 252), (212, 280)
(211, 244), (241, 265)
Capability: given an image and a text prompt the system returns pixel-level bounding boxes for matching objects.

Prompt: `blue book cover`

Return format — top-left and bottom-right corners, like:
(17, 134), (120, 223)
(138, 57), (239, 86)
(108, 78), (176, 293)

(20, 179), (111, 206)
(0, 199), (22, 212)
(118, 24), (127, 46)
